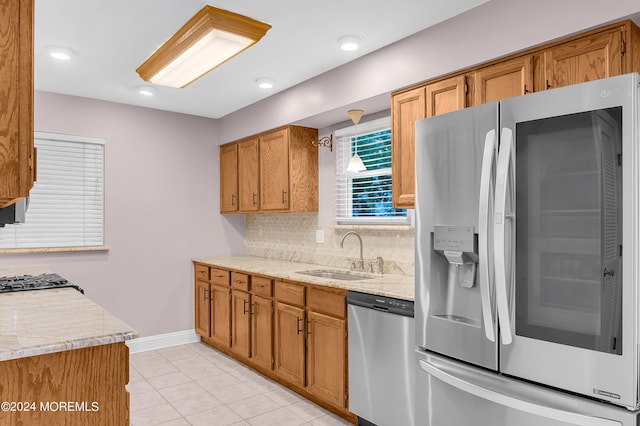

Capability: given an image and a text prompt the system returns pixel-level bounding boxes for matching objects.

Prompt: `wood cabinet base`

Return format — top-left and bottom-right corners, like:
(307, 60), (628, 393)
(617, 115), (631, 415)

(200, 335), (357, 424)
(0, 342), (130, 425)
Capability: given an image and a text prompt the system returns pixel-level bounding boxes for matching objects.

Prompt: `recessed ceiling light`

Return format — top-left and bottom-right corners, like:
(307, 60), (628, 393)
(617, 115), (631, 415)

(138, 85), (156, 96)
(47, 46), (74, 60)
(338, 35), (361, 51)
(256, 78), (275, 89)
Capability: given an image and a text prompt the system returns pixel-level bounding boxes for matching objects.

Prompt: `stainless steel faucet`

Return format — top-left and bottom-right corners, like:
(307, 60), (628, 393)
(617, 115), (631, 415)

(340, 231), (365, 271)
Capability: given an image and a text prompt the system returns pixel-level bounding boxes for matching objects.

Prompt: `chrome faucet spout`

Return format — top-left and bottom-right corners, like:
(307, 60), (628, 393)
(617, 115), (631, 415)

(340, 231), (365, 271)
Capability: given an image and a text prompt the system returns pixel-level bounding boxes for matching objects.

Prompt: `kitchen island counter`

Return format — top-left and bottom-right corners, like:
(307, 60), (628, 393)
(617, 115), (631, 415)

(193, 255), (414, 301)
(0, 287), (136, 361)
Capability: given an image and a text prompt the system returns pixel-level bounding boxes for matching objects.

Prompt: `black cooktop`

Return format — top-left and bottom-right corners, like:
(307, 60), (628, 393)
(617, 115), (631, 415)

(0, 273), (84, 294)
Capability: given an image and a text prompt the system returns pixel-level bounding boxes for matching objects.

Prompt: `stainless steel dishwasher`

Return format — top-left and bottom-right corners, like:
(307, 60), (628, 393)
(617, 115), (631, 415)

(348, 291), (415, 426)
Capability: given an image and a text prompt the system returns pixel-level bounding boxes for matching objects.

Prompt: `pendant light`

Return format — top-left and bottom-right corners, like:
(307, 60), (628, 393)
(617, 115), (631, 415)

(346, 109), (366, 172)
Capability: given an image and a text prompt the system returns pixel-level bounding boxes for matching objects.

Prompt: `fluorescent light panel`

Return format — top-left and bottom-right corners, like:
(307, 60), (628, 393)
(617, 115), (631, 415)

(137, 5), (271, 88)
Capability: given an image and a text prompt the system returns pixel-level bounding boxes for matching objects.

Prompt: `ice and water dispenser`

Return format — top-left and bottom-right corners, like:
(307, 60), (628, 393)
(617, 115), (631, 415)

(431, 225), (481, 327)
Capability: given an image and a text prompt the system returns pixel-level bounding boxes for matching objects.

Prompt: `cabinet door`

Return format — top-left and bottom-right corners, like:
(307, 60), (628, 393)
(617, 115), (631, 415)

(231, 290), (251, 358)
(474, 56), (533, 104)
(220, 144), (238, 213)
(195, 280), (210, 337)
(210, 284), (231, 347)
(391, 87), (425, 209)
(238, 138), (260, 212)
(251, 295), (273, 371)
(426, 75), (467, 118)
(259, 129), (290, 211)
(274, 302), (305, 387)
(306, 311), (346, 408)
(0, 0), (35, 207)
(543, 29), (623, 90)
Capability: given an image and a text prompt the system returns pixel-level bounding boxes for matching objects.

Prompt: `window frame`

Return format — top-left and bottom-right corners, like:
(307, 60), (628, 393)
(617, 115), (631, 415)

(0, 132), (106, 251)
(335, 116), (409, 225)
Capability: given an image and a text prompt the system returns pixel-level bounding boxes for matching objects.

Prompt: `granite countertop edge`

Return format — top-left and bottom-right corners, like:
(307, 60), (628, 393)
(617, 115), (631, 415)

(0, 288), (138, 361)
(193, 255), (415, 301)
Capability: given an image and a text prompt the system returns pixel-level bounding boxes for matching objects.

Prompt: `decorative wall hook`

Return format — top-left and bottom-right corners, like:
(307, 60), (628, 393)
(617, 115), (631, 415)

(312, 134), (333, 151)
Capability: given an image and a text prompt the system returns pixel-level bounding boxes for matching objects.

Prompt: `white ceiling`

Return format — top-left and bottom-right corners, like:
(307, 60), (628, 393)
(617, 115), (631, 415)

(34, 0), (488, 119)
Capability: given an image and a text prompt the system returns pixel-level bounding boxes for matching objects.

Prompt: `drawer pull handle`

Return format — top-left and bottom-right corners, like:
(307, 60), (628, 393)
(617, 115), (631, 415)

(243, 299), (249, 315)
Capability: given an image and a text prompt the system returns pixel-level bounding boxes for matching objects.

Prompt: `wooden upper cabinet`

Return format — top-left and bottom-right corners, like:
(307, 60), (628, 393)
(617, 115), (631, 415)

(391, 87), (425, 209)
(238, 138), (260, 212)
(390, 20), (640, 212)
(219, 144), (238, 213)
(259, 129), (290, 211)
(473, 56), (533, 104)
(425, 75), (467, 118)
(542, 28), (623, 90)
(0, 0), (35, 208)
(219, 125), (318, 214)
(391, 75), (466, 209)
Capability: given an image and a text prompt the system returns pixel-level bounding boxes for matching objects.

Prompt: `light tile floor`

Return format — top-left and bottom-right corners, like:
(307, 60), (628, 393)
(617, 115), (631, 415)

(129, 342), (354, 426)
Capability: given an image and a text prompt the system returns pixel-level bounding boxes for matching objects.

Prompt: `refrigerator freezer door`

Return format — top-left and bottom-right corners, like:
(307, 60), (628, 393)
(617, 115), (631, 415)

(416, 351), (639, 426)
(415, 101), (499, 370)
(498, 73), (639, 408)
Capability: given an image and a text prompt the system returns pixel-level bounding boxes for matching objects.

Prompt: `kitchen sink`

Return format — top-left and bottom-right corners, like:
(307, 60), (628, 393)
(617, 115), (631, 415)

(296, 270), (373, 281)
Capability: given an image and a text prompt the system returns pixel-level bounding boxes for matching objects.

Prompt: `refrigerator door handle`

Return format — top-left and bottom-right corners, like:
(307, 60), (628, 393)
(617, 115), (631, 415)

(478, 129), (497, 342)
(494, 127), (515, 345)
(419, 359), (622, 426)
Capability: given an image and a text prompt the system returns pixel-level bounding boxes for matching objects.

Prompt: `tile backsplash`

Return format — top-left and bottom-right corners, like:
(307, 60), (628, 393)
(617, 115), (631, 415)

(243, 213), (415, 275)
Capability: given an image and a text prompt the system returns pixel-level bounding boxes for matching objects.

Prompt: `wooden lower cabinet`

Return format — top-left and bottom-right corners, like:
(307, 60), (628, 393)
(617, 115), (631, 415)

(251, 294), (273, 370)
(0, 343), (130, 425)
(195, 280), (211, 337)
(194, 264), (353, 422)
(210, 284), (231, 347)
(306, 311), (346, 408)
(231, 290), (251, 358)
(274, 301), (306, 387)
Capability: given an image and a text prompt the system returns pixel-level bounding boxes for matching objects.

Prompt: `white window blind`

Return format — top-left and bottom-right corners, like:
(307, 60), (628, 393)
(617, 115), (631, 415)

(335, 116), (407, 224)
(0, 132), (105, 249)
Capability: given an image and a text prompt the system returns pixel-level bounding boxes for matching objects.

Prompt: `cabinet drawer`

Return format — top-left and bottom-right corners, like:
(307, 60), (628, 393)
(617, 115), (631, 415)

(275, 281), (305, 306)
(194, 264), (209, 281)
(252, 276), (273, 297)
(210, 268), (230, 286)
(231, 272), (250, 291)
(307, 286), (346, 318)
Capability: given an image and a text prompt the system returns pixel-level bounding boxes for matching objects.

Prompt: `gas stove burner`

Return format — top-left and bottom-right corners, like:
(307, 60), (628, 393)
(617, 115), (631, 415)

(0, 273), (84, 294)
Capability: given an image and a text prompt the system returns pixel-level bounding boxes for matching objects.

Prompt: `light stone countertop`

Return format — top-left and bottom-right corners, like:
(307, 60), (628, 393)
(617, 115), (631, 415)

(193, 255), (415, 301)
(0, 288), (137, 361)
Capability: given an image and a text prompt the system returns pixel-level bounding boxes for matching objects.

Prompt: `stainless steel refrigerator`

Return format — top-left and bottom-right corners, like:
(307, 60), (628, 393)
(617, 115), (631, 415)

(414, 73), (640, 425)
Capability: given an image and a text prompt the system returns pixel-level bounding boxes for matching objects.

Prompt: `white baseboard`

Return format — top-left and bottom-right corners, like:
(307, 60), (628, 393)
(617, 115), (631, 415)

(126, 329), (200, 354)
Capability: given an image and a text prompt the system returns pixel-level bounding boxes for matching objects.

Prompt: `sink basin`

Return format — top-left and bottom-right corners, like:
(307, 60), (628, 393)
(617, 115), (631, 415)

(297, 270), (372, 281)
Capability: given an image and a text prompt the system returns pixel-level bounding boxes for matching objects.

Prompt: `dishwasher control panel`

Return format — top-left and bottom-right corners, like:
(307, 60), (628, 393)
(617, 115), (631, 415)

(347, 291), (414, 317)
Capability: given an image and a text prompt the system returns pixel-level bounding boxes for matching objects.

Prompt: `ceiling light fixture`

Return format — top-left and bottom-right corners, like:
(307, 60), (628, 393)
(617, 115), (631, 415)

(47, 46), (73, 60)
(338, 35), (361, 52)
(346, 109), (366, 172)
(256, 78), (275, 89)
(138, 85), (156, 96)
(136, 5), (272, 89)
